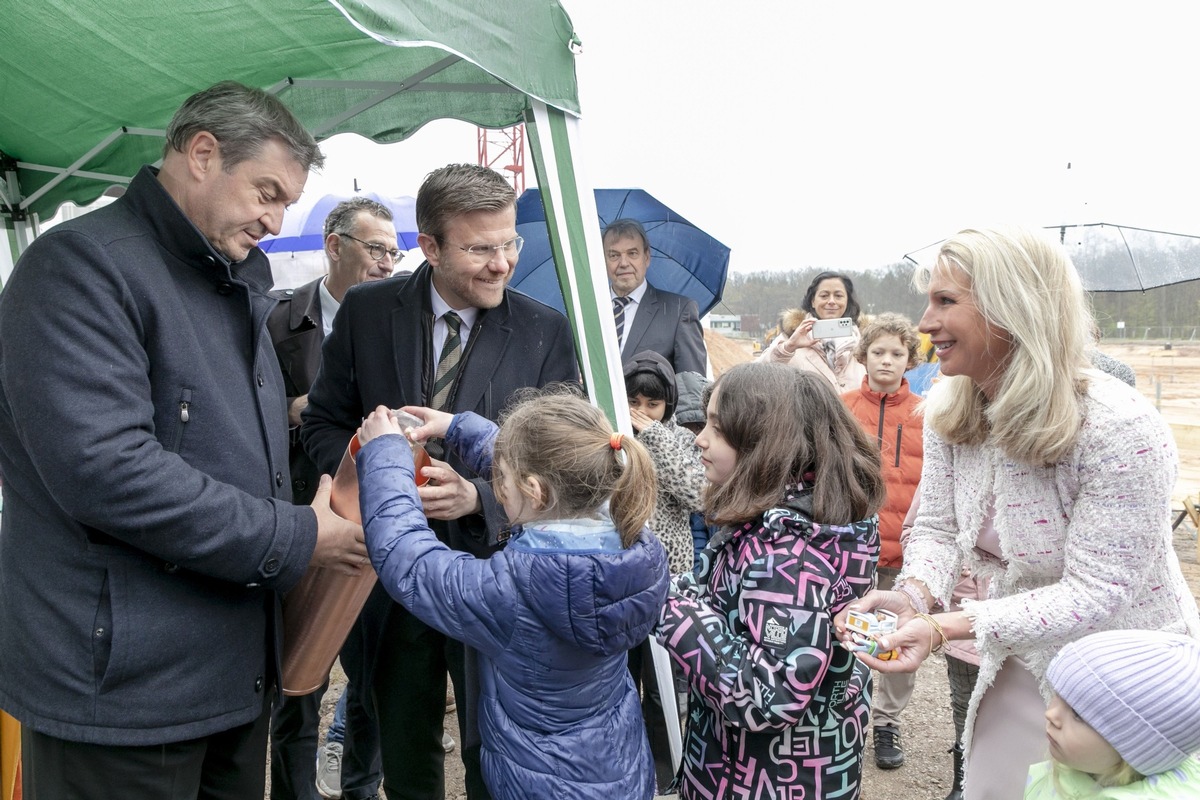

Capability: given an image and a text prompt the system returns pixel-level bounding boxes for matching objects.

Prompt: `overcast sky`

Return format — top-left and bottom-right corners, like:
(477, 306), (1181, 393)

(304, 1), (1200, 274)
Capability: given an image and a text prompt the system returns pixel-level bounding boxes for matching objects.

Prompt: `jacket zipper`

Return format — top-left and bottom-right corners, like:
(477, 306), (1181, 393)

(894, 424), (902, 468)
(171, 388), (192, 452)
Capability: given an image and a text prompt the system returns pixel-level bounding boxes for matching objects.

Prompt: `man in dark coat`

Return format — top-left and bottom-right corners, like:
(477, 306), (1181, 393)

(302, 163), (579, 800)
(267, 196), (400, 800)
(0, 81), (366, 800)
(605, 217), (708, 375)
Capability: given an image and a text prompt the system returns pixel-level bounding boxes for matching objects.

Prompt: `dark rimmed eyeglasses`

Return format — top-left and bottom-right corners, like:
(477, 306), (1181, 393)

(341, 233), (403, 263)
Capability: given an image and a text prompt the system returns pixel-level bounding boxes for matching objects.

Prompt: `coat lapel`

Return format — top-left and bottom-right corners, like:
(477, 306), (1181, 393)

(389, 266), (432, 408)
(289, 279), (322, 333)
(454, 298), (512, 414)
(622, 282), (658, 360)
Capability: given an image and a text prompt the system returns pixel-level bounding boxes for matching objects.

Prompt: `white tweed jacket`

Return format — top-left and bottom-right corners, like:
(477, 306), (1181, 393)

(900, 373), (1200, 749)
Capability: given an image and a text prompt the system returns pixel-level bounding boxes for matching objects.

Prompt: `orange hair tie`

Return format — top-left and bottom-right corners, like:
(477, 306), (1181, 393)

(610, 432), (623, 450)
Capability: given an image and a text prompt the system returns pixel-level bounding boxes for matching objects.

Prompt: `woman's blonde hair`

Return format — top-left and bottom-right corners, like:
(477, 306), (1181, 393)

(916, 226), (1093, 465)
(701, 363), (884, 526)
(492, 387), (657, 547)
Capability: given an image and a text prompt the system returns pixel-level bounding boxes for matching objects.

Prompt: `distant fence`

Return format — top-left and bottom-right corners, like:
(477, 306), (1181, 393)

(1099, 326), (1200, 342)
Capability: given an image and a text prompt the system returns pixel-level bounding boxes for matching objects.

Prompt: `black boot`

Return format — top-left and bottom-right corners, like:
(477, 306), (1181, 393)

(944, 742), (964, 800)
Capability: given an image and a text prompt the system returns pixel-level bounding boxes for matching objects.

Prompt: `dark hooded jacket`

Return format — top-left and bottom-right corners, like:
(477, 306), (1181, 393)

(357, 412), (669, 800)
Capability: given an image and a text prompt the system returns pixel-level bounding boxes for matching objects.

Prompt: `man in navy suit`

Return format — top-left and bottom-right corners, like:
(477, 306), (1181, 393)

(604, 218), (707, 375)
(301, 164), (579, 800)
(267, 196), (399, 800)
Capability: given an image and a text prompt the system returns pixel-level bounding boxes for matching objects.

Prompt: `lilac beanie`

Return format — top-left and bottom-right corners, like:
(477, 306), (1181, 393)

(1047, 629), (1200, 775)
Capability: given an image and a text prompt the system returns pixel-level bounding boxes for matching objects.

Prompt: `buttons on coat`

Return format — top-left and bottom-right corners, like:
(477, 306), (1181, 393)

(254, 675), (264, 693)
(257, 373), (265, 387)
(275, 471), (284, 487)
(163, 562), (179, 573)
(217, 281), (233, 295)
(264, 557), (280, 574)
(293, 478), (307, 494)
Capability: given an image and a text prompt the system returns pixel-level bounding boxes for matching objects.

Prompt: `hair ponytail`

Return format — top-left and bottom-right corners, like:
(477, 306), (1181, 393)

(493, 386), (657, 548)
(608, 434), (657, 547)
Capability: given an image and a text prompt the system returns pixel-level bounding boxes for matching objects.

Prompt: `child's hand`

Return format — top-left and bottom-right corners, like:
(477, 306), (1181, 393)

(359, 405), (402, 445)
(628, 408), (655, 433)
(399, 406), (454, 442)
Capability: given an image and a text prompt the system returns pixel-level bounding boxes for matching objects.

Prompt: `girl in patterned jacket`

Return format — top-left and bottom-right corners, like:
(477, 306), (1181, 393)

(656, 362), (885, 798)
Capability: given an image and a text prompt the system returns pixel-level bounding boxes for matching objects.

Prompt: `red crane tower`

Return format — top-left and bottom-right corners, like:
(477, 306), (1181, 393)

(477, 125), (526, 195)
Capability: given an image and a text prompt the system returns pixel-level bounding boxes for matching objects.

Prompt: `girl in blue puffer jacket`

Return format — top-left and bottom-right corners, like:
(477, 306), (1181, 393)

(356, 391), (670, 800)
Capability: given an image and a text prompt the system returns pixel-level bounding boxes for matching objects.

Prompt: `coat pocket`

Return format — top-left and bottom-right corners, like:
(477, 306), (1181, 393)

(166, 387), (193, 454)
(91, 570), (114, 689)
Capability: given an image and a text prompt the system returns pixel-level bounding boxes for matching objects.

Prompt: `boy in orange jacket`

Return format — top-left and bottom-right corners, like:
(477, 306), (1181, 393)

(841, 313), (923, 771)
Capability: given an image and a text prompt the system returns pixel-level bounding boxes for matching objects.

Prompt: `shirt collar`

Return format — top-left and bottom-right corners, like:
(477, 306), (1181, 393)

(430, 284), (480, 332)
(318, 278), (340, 338)
(611, 279), (648, 305)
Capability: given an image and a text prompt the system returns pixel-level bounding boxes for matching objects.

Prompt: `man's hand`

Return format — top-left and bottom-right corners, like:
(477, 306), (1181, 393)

(417, 458), (482, 520)
(288, 394), (308, 428)
(309, 475), (368, 574)
(628, 408), (655, 433)
(399, 406), (454, 442)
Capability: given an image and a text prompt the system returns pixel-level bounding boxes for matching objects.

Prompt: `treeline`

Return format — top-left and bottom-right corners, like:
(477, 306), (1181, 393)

(716, 264), (1200, 340)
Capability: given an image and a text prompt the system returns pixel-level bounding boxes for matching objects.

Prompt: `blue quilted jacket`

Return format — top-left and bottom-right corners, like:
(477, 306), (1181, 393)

(358, 412), (670, 800)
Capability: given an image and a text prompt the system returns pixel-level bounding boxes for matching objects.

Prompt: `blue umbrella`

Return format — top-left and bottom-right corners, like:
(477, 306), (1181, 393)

(260, 191), (419, 254)
(511, 188), (731, 316)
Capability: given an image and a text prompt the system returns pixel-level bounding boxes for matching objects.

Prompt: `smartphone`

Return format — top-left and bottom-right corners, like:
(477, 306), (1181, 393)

(811, 317), (855, 339)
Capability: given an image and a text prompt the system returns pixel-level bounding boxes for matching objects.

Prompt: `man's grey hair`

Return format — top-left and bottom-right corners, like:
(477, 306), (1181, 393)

(164, 81), (325, 172)
(416, 164), (515, 241)
(323, 197), (394, 238)
(603, 218), (650, 253)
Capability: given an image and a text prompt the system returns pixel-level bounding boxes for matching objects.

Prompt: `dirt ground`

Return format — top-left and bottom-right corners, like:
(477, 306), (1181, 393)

(300, 339), (1200, 800)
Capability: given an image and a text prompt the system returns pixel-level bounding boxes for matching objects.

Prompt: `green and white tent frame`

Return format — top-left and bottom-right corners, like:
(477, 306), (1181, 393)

(1, 0), (679, 766)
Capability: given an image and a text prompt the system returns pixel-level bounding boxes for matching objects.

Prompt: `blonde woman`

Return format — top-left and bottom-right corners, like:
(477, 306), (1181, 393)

(835, 226), (1200, 800)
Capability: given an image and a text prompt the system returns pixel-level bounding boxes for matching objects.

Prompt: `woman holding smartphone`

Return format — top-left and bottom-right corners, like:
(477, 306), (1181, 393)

(757, 270), (867, 391)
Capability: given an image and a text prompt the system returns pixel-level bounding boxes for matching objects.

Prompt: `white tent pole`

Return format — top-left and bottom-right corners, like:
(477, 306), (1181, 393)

(525, 99), (683, 777)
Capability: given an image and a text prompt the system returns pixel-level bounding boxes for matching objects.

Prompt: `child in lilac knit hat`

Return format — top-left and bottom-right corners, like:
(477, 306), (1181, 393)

(1025, 629), (1200, 798)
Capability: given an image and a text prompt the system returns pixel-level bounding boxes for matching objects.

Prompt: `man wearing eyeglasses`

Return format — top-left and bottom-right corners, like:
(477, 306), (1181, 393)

(302, 164), (579, 800)
(266, 196), (400, 800)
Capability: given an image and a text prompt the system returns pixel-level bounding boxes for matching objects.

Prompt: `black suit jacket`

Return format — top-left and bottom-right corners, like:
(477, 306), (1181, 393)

(621, 282), (708, 375)
(267, 277), (325, 504)
(301, 262), (580, 558)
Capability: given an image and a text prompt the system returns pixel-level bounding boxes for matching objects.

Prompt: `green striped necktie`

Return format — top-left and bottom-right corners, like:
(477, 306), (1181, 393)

(431, 311), (463, 411)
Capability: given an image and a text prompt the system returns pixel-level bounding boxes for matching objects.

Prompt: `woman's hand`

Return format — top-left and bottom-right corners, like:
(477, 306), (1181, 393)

(359, 405), (402, 445)
(851, 615), (937, 673)
(833, 589), (918, 643)
(399, 406), (454, 442)
(782, 317), (818, 353)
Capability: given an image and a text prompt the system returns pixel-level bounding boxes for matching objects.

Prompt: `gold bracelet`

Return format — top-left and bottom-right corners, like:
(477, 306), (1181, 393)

(916, 613), (949, 655)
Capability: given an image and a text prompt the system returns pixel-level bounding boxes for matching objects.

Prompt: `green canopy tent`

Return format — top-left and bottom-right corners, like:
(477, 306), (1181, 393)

(0, 0), (631, 422)
(0, 0), (681, 771)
